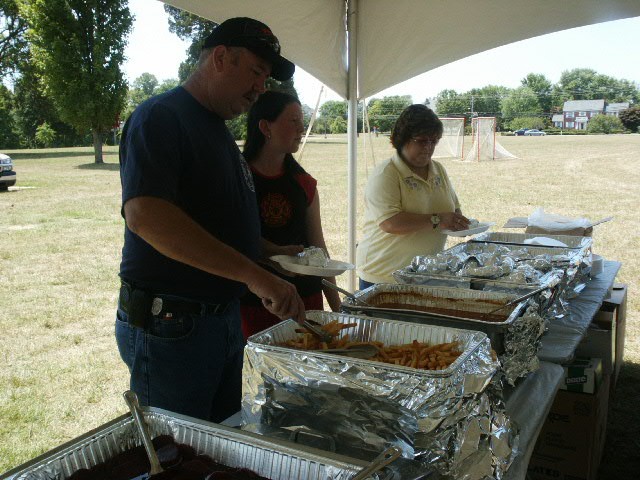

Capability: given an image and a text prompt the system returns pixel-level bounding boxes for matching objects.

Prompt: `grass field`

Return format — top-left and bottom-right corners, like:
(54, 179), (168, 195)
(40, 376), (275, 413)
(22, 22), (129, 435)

(0, 134), (638, 477)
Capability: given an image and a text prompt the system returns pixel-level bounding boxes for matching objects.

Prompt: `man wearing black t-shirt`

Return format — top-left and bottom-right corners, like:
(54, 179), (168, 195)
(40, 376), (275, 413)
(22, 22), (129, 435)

(116, 17), (304, 422)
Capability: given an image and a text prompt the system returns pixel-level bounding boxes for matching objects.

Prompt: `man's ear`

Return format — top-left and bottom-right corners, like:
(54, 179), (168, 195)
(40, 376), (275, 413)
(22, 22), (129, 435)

(210, 45), (228, 73)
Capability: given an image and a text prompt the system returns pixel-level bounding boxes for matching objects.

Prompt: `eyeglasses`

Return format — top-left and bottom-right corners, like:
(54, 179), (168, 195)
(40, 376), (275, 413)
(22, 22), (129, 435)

(410, 136), (440, 148)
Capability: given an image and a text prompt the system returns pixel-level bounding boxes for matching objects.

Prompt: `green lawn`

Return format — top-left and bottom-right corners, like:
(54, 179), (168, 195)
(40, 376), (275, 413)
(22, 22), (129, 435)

(0, 134), (638, 477)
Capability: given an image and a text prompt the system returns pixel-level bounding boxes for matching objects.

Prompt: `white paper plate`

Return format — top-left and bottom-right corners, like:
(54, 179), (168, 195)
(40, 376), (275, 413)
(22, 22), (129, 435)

(442, 222), (495, 237)
(270, 255), (355, 276)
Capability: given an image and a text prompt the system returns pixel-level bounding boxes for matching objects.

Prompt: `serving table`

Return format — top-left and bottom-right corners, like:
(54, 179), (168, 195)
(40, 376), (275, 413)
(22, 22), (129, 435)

(538, 260), (620, 363)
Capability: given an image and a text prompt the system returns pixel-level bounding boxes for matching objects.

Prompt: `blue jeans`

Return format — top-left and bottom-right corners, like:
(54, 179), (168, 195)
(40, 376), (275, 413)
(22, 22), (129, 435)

(115, 298), (244, 423)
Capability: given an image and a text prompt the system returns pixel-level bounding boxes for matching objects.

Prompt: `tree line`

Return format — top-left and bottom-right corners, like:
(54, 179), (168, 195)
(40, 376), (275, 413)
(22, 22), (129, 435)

(2, 2), (640, 162)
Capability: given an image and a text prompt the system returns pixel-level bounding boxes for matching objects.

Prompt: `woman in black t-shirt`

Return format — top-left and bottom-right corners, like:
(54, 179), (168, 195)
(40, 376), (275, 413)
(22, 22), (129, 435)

(240, 91), (340, 338)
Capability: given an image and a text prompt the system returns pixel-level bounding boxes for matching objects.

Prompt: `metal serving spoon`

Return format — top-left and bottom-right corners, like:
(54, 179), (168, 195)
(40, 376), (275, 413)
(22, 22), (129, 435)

(123, 390), (164, 479)
(351, 446), (402, 480)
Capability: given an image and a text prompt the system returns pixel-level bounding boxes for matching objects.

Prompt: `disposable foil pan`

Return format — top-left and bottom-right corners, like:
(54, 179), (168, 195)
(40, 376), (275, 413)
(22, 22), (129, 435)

(242, 311), (503, 476)
(340, 284), (527, 352)
(446, 242), (583, 262)
(340, 284), (546, 385)
(393, 267), (555, 292)
(1, 408), (373, 480)
(471, 231), (592, 250)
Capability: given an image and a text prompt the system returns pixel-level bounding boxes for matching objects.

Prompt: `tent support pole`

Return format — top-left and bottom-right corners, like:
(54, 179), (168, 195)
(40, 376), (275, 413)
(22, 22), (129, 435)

(347, 0), (358, 292)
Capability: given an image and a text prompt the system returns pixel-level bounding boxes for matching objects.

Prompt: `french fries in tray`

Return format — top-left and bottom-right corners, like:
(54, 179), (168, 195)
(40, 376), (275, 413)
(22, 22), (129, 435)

(284, 320), (462, 370)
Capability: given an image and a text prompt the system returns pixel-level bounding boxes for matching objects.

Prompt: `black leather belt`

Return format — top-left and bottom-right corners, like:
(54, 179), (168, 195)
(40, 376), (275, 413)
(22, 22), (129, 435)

(119, 280), (229, 329)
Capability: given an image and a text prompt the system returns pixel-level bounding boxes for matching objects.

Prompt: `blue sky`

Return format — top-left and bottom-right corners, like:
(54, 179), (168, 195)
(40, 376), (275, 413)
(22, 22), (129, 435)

(124, 0), (640, 107)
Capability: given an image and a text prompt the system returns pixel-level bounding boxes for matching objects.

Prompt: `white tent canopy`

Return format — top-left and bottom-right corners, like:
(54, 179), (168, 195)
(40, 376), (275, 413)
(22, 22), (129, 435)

(161, 0), (640, 288)
(163, 0), (640, 100)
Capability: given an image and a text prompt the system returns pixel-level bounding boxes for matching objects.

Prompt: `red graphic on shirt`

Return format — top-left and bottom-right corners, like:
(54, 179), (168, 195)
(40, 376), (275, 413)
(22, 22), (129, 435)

(260, 192), (292, 227)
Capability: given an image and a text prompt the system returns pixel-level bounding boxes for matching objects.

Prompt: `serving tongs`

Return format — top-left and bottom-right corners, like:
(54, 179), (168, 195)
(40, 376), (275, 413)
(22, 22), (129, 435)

(350, 446), (402, 480)
(481, 284), (550, 319)
(302, 319), (334, 344)
(322, 279), (373, 307)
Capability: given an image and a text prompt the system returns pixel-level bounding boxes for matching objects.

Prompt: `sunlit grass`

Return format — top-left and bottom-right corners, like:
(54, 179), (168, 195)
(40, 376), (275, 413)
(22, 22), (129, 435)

(0, 136), (638, 475)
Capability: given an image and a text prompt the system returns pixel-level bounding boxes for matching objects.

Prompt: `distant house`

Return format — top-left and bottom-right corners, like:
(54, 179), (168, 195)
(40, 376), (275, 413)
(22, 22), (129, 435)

(605, 102), (630, 117)
(557, 99), (605, 130)
(552, 114), (564, 128)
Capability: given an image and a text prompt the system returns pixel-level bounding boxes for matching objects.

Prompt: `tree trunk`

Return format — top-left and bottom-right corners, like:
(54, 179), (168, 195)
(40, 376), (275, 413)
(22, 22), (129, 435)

(92, 129), (104, 164)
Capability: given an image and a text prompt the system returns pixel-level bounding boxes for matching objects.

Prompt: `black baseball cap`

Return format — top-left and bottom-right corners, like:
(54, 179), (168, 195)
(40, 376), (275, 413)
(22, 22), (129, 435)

(202, 17), (295, 81)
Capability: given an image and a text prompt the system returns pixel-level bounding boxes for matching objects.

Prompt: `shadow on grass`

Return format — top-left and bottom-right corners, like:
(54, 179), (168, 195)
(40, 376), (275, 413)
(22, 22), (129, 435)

(599, 361), (640, 477)
(76, 163), (120, 171)
(8, 150), (118, 160)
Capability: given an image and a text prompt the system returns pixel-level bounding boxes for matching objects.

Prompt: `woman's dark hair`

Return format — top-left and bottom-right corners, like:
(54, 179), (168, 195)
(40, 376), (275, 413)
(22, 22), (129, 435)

(243, 90), (301, 163)
(390, 104), (443, 156)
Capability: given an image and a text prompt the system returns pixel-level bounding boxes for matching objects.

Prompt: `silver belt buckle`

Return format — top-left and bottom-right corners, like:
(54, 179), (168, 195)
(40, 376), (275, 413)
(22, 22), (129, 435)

(151, 297), (163, 316)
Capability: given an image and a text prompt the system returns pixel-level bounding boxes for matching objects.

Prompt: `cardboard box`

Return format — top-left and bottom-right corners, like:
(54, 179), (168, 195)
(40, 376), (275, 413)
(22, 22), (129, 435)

(576, 326), (615, 376)
(592, 283), (627, 390)
(559, 357), (603, 394)
(528, 374), (610, 480)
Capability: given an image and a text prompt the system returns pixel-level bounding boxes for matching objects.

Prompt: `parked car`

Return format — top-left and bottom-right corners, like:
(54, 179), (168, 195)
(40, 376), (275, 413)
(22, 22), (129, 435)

(0, 153), (16, 191)
(524, 129), (546, 136)
(514, 129), (528, 136)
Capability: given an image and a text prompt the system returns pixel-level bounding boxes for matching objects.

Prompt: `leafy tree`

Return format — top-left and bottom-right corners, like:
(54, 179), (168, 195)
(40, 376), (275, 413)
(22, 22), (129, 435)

(619, 106), (640, 133)
(35, 121), (56, 147)
(501, 87), (542, 126)
(318, 100), (347, 128)
(367, 95), (411, 132)
(20, 0), (133, 163)
(164, 5), (214, 82)
(330, 116), (347, 134)
(11, 62), (81, 147)
(434, 89), (469, 118)
(586, 114), (624, 134)
(467, 85), (510, 129)
(522, 73), (553, 115)
(556, 68), (639, 103)
(157, 78), (180, 95)
(0, 84), (20, 148)
(226, 114), (247, 141)
(0, 0), (28, 77)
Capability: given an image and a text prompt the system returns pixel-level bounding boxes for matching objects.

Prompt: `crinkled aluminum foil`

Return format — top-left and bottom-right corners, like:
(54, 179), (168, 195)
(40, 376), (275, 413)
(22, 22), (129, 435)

(395, 239), (590, 322)
(243, 311), (518, 479)
(6, 409), (368, 480)
(341, 283), (545, 386)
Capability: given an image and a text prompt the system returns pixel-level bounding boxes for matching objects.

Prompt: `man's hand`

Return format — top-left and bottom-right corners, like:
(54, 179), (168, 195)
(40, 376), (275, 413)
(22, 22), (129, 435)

(247, 272), (305, 323)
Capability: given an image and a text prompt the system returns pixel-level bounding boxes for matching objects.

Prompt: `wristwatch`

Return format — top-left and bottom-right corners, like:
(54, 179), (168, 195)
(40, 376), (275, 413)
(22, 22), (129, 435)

(430, 214), (441, 229)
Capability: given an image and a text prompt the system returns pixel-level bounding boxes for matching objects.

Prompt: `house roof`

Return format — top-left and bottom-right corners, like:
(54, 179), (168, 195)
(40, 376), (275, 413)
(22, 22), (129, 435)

(606, 102), (630, 113)
(563, 99), (605, 112)
(552, 114), (564, 122)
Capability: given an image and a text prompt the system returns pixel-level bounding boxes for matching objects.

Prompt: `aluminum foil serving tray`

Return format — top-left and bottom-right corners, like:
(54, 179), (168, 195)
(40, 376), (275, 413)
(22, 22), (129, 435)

(340, 283), (527, 352)
(471, 231), (592, 251)
(340, 284), (546, 384)
(1, 408), (371, 480)
(243, 311), (501, 475)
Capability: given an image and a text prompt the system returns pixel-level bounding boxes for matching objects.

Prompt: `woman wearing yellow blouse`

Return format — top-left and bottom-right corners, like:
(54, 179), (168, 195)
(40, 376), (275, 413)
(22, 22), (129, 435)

(356, 105), (470, 289)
